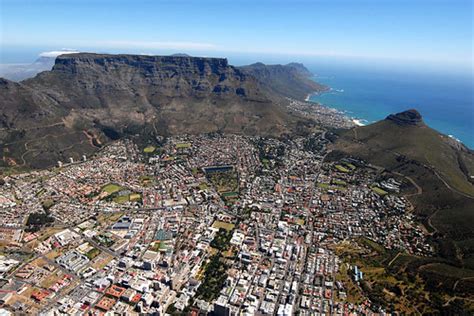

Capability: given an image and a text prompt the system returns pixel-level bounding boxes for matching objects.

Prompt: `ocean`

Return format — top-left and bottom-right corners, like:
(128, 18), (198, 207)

(307, 64), (474, 148)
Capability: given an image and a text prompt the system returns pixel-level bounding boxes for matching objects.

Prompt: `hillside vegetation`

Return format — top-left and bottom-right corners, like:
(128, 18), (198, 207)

(330, 109), (474, 282)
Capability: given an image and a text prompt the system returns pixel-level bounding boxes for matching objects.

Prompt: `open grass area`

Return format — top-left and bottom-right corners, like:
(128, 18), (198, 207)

(335, 164), (350, 173)
(30, 257), (48, 268)
(112, 192), (141, 204)
(334, 240), (428, 313)
(317, 182), (330, 189)
(343, 162), (357, 170)
(37, 227), (63, 242)
(97, 212), (124, 226)
(85, 248), (101, 260)
(371, 186), (388, 196)
(176, 142), (192, 149)
(262, 158), (271, 169)
(143, 145), (156, 153)
(129, 193), (141, 201)
(359, 237), (387, 255)
(317, 182), (347, 191)
(101, 183), (122, 194)
(331, 179), (347, 186)
(221, 191), (238, 198)
(113, 195), (129, 203)
(41, 199), (55, 210)
(198, 182), (208, 190)
(158, 242), (169, 252)
(335, 263), (365, 305)
(212, 220), (235, 231)
(208, 171), (239, 194)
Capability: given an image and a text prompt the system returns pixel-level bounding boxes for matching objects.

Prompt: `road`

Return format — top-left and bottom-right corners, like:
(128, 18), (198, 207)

(293, 133), (331, 315)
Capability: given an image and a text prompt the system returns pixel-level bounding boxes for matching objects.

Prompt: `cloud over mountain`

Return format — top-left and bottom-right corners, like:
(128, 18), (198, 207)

(39, 49), (79, 58)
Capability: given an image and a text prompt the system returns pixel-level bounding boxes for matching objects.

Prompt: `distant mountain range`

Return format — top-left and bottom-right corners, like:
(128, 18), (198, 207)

(0, 50), (82, 81)
(0, 56), (57, 81)
(240, 62), (327, 100)
(0, 53), (326, 169)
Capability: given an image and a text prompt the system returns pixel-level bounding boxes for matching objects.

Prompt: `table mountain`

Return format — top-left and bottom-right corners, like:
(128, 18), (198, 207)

(0, 53), (324, 169)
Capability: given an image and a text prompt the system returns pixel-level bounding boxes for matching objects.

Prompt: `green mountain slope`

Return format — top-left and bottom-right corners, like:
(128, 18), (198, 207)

(328, 109), (474, 312)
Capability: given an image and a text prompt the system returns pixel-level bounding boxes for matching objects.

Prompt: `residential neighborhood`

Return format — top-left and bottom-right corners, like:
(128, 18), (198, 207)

(0, 132), (432, 315)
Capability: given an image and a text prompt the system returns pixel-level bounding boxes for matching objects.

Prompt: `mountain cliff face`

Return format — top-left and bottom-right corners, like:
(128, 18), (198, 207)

(0, 53), (320, 169)
(0, 78), (63, 129)
(239, 62), (327, 100)
(386, 109), (423, 126)
(25, 54), (268, 107)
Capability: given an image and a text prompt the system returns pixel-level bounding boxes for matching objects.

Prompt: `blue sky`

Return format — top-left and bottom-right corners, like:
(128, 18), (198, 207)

(0, 0), (472, 73)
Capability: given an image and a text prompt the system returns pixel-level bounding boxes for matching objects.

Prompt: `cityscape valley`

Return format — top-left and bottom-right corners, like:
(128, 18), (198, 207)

(0, 0), (473, 315)
(0, 85), (473, 314)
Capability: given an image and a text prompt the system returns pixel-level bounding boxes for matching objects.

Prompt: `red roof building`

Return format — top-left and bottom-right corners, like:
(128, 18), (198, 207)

(105, 284), (126, 299)
(95, 296), (116, 311)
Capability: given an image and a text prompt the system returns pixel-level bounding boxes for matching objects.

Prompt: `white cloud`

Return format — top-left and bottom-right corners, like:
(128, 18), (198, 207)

(39, 49), (79, 58)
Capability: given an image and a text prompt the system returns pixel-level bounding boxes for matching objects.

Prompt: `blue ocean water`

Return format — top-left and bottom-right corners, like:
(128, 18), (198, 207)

(307, 65), (474, 148)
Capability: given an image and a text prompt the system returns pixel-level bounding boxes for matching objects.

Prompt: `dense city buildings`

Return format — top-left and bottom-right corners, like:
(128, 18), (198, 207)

(0, 128), (433, 315)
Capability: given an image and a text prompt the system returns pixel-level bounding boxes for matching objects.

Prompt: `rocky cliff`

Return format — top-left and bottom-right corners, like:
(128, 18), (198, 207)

(386, 109), (423, 126)
(0, 53), (321, 169)
(239, 62), (327, 100)
(0, 78), (64, 129)
(26, 54), (268, 106)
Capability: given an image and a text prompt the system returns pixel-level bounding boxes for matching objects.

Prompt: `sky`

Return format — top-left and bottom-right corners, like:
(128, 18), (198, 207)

(0, 0), (472, 74)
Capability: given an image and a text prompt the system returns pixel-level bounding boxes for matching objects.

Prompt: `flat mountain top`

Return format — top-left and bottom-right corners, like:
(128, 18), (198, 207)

(0, 53), (322, 169)
(51, 52), (230, 64)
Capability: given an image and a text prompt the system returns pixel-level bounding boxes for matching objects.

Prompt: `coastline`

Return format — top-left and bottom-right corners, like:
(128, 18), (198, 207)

(307, 90), (471, 148)
(305, 92), (365, 127)
(307, 71), (473, 148)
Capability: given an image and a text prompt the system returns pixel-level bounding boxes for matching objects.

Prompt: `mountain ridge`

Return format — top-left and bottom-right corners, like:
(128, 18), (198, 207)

(239, 61), (327, 100)
(0, 53), (323, 169)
